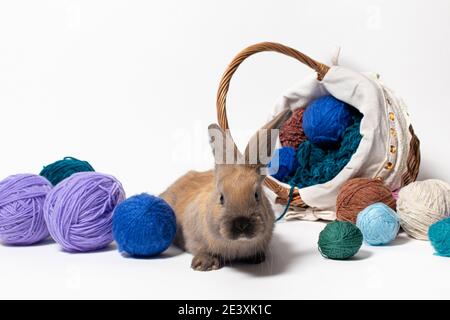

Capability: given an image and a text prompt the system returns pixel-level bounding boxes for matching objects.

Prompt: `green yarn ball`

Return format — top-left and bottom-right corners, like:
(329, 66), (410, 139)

(318, 221), (363, 260)
(39, 157), (95, 186)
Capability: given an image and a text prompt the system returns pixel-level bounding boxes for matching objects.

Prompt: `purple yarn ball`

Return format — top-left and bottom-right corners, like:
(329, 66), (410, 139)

(44, 172), (125, 252)
(0, 174), (52, 245)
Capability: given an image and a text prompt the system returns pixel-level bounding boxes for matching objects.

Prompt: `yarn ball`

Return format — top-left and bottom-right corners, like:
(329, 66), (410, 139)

(428, 217), (450, 257)
(279, 107), (307, 149)
(113, 193), (176, 257)
(392, 189), (400, 200)
(318, 221), (363, 260)
(303, 95), (352, 146)
(397, 179), (450, 240)
(287, 111), (362, 188)
(40, 156), (95, 186)
(44, 172), (125, 252)
(336, 178), (396, 224)
(356, 202), (400, 245)
(0, 174), (52, 245)
(268, 147), (298, 182)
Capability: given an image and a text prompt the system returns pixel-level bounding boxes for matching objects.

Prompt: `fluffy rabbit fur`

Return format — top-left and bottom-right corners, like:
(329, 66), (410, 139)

(160, 109), (291, 271)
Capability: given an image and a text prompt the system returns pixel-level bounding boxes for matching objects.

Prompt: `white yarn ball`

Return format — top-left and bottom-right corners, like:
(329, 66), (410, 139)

(397, 179), (450, 240)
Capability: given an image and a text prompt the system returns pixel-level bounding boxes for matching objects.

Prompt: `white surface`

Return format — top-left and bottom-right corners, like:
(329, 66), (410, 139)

(0, 221), (447, 300)
(0, 0), (449, 299)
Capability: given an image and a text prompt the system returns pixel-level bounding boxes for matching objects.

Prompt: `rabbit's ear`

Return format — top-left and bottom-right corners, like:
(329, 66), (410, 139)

(244, 109), (291, 167)
(208, 124), (243, 165)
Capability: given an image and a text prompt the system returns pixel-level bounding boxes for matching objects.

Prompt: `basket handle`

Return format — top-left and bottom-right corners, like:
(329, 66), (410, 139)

(216, 42), (330, 129)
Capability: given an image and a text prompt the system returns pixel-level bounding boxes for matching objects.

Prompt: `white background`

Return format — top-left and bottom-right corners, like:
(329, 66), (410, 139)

(0, 0), (449, 299)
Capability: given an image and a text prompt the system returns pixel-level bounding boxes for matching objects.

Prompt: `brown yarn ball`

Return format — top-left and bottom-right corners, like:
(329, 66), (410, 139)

(336, 178), (396, 224)
(279, 107), (307, 149)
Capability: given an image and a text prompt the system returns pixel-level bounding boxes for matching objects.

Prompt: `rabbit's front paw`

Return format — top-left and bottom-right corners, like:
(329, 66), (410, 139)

(191, 253), (222, 271)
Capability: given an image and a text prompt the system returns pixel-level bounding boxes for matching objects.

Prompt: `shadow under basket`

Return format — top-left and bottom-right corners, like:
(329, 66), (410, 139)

(216, 42), (420, 221)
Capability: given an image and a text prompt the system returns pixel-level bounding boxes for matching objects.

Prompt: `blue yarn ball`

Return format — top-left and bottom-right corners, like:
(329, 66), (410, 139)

(112, 193), (176, 257)
(356, 202), (400, 246)
(268, 146), (298, 182)
(428, 217), (450, 257)
(303, 95), (352, 146)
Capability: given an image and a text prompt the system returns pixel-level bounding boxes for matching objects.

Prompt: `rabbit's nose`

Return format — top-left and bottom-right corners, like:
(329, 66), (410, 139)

(233, 217), (251, 233)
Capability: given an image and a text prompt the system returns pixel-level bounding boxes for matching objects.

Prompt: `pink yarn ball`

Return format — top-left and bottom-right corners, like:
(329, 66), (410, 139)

(392, 189), (400, 200)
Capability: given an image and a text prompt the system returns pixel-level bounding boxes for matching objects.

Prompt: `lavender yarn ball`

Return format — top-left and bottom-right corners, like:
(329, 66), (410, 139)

(0, 174), (52, 245)
(44, 172), (125, 252)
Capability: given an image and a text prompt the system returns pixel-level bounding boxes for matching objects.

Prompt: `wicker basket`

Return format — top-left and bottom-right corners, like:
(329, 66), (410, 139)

(216, 42), (420, 219)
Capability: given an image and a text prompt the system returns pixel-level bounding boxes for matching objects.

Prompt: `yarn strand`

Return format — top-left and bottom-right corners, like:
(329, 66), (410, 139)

(276, 186), (295, 222)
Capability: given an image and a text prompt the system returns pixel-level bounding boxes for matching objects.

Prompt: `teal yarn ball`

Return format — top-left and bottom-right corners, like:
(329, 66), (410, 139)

(40, 157), (95, 186)
(112, 193), (176, 257)
(318, 221), (363, 260)
(428, 217), (450, 257)
(356, 203), (400, 246)
(303, 95), (352, 146)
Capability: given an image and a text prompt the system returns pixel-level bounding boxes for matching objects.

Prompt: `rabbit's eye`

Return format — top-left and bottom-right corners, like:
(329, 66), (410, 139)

(255, 191), (259, 201)
(220, 194), (225, 205)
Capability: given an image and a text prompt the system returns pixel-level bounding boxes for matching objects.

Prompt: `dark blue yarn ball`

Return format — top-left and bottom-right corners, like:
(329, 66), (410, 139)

(269, 146), (298, 182)
(303, 95), (352, 147)
(112, 193), (176, 257)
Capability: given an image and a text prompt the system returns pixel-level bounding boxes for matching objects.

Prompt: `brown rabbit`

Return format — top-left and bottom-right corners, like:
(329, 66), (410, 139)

(160, 109), (291, 271)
